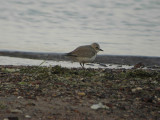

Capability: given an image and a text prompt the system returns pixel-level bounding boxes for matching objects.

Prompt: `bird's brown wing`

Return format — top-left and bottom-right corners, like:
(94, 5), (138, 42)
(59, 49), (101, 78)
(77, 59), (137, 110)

(68, 45), (96, 57)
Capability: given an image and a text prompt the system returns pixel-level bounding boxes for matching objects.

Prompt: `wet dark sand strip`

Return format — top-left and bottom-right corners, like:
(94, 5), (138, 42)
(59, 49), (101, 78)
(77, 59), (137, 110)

(0, 50), (160, 66)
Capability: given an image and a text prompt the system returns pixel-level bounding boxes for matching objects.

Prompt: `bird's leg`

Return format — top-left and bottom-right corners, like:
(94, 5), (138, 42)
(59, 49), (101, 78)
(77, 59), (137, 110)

(80, 63), (83, 67)
(82, 63), (85, 67)
(80, 62), (85, 68)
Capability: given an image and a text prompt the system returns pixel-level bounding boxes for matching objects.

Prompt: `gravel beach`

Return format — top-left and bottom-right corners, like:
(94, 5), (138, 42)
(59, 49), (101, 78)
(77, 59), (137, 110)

(0, 65), (160, 120)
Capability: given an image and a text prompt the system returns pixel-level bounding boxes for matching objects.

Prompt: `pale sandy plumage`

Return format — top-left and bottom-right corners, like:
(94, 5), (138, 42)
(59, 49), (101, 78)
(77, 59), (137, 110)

(66, 43), (103, 67)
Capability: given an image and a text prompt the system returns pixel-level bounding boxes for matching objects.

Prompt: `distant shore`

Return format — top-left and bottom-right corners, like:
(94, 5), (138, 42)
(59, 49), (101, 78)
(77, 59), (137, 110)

(0, 50), (160, 66)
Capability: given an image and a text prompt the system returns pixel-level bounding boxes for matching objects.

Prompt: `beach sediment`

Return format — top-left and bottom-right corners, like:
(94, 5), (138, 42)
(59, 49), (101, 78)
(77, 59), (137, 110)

(0, 65), (160, 119)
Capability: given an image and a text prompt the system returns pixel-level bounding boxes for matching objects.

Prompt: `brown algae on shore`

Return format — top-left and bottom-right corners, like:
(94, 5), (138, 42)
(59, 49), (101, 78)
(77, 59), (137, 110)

(0, 65), (160, 119)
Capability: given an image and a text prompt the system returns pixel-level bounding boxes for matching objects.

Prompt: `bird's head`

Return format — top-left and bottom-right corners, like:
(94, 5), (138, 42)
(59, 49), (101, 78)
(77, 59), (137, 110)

(91, 43), (103, 53)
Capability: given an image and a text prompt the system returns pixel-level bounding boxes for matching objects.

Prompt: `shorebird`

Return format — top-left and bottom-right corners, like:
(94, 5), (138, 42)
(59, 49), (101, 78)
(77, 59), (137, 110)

(66, 43), (103, 67)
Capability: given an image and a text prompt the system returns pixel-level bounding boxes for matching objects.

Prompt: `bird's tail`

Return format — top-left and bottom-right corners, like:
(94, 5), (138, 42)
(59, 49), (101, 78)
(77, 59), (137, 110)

(65, 53), (77, 57)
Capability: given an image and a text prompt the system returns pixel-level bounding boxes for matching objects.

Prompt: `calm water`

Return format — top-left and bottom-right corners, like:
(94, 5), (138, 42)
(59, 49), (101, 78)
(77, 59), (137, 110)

(0, 0), (160, 56)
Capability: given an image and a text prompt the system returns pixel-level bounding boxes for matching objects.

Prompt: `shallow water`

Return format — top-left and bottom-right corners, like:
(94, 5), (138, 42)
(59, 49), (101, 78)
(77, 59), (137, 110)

(0, 0), (160, 56)
(0, 56), (134, 69)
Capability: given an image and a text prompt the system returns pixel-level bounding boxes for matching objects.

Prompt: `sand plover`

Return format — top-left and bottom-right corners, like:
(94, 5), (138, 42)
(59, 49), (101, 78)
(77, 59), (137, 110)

(66, 43), (103, 67)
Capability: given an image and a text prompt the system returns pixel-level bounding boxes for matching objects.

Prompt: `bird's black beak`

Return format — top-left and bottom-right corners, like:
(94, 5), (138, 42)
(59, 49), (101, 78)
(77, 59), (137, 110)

(99, 49), (103, 51)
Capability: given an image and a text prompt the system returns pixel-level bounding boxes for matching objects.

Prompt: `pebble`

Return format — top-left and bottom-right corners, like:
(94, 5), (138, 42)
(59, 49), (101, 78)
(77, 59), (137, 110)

(151, 81), (158, 84)
(10, 109), (23, 113)
(77, 92), (86, 96)
(17, 96), (23, 99)
(25, 115), (31, 119)
(131, 87), (143, 93)
(91, 102), (109, 110)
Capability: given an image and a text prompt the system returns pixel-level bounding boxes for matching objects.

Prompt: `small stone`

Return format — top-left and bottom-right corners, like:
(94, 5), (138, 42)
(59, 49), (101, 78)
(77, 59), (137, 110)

(17, 96), (23, 99)
(13, 92), (19, 95)
(132, 87), (143, 93)
(10, 109), (23, 113)
(91, 102), (109, 110)
(77, 92), (86, 96)
(151, 81), (158, 84)
(25, 115), (31, 119)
